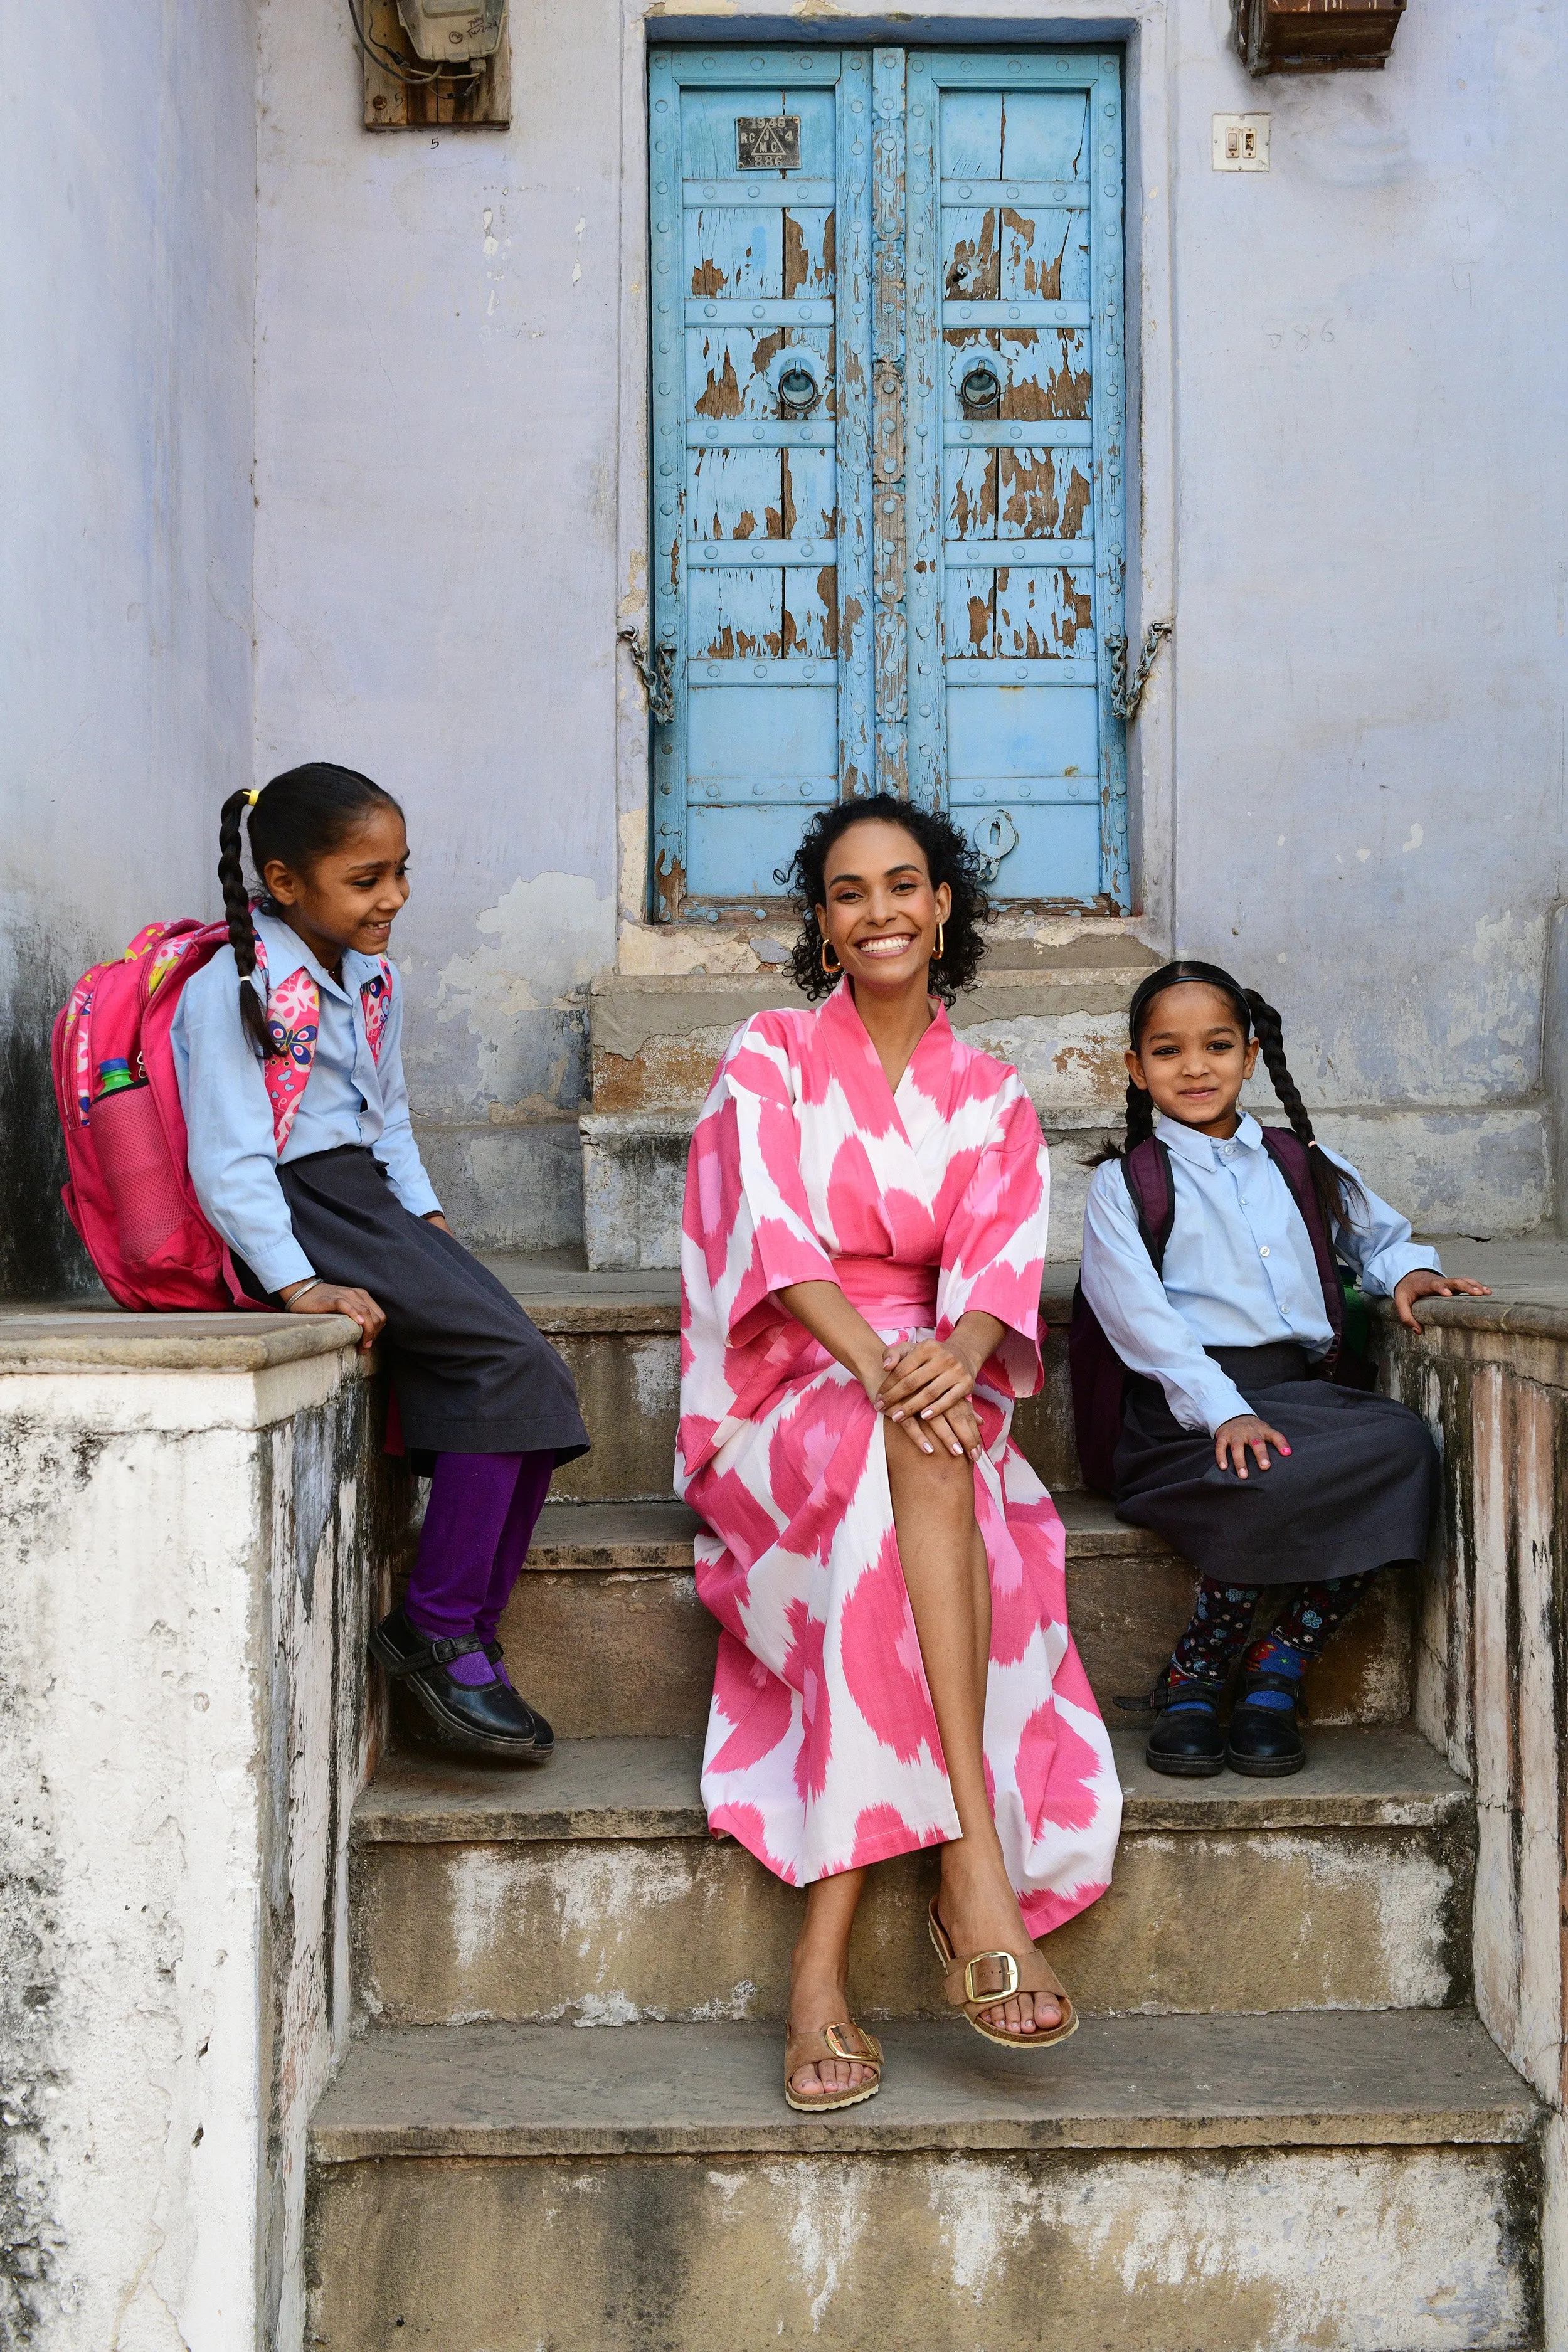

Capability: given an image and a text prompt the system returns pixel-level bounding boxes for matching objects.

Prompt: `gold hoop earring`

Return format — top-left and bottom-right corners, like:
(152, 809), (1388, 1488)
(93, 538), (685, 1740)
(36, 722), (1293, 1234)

(933, 919), (945, 961)
(820, 939), (842, 975)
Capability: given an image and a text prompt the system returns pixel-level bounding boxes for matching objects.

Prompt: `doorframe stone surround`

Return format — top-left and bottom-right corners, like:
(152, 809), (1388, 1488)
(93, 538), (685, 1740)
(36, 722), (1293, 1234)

(612, 3), (1177, 974)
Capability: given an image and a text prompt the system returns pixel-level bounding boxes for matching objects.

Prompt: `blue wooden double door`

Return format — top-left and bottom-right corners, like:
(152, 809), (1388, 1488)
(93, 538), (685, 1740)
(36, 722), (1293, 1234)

(648, 45), (1128, 913)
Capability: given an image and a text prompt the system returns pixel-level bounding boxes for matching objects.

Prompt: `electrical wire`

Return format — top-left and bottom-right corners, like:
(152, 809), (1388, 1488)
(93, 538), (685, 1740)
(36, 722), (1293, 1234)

(347, 0), (486, 89)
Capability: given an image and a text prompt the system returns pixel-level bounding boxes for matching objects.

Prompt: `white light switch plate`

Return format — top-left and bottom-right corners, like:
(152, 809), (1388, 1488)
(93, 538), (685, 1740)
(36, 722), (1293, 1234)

(1212, 113), (1271, 171)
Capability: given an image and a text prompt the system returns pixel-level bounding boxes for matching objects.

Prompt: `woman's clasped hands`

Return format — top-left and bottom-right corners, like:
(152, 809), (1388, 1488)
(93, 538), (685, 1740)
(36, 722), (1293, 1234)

(873, 1333), (986, 1465)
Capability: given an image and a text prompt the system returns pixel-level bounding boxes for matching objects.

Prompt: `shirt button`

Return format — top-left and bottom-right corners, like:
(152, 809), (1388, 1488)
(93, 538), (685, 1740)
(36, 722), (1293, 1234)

(1259, 1246), (1271, 1258)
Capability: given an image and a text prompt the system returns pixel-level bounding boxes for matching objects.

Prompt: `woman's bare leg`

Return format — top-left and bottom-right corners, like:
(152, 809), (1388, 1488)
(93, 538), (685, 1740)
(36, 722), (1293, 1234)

(787, 1867), (876, 2099)
(884, 1432), (1062, 2034)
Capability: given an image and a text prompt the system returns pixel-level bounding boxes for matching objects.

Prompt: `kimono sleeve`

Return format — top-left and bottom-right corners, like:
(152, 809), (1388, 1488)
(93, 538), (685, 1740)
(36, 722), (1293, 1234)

(681, 1015), (838, 1350)
(935, 1076), (1049, 1400)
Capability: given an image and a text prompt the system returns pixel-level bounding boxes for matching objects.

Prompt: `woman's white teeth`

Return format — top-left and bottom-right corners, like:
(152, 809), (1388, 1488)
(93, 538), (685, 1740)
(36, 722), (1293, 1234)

(859, 935), (915, 956)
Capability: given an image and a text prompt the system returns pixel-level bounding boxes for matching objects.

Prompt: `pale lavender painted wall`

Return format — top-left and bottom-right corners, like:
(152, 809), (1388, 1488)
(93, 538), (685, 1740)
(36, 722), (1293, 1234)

(3, 0), (1563, 1283)
(0, 1), (258, 1293)
(249, 0), (1565, 1249)
(1168, 0), (1567, 1111)
(253, 0), (623, 1247)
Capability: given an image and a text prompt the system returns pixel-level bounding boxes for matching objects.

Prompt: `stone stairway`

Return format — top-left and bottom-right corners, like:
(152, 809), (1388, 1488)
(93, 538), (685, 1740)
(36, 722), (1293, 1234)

(304, 1266), (1547, 2349)
(580, 935), (1162, 1269)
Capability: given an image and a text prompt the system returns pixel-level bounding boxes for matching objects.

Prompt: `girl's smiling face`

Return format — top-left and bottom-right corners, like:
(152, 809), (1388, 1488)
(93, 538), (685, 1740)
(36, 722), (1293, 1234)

(816, 818), (951, 1000)
(1127, 981), (1260, 1139)
(262, 804), (411, 971)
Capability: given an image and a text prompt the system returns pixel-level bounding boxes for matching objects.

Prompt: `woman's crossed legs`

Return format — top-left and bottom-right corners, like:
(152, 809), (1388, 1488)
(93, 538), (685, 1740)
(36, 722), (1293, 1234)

(787, 1429), (1062, 2101)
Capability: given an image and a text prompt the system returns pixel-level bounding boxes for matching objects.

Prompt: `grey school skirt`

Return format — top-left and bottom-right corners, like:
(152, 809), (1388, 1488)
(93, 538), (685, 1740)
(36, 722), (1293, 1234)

(238, 1145), (589, 1468)
(1112, 1342), (1438, 1586)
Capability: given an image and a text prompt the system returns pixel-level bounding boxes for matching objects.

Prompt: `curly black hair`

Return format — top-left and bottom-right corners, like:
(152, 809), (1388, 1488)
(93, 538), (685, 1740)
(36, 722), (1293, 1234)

(776, 794), (991, 1005)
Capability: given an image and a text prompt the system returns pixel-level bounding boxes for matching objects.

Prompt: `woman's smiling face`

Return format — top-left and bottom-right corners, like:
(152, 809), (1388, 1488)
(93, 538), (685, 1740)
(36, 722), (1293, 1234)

(817, 818), (951, 998)
(1128, 980), (1261, 1138)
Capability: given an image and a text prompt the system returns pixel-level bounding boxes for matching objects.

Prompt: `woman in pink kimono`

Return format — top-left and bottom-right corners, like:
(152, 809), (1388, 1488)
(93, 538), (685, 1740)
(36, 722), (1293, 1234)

(677, 793), (1121, 2112)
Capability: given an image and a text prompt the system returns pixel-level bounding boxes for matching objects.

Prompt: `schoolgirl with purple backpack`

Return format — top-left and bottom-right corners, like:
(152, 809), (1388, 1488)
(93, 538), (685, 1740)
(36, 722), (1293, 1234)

(1072, 960), (1488, 1779)
(167, 763), (589, 1760)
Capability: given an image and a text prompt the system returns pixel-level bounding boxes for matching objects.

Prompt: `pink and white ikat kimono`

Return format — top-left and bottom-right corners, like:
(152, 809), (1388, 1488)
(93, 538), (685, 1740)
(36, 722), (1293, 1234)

(676, 982), (1122, 1932)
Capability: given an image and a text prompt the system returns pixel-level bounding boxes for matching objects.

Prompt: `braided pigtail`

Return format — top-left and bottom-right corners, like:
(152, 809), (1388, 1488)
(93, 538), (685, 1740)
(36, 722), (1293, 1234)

(1088, 1067), (1157, 1167)
(1121, 1073), (1155, 1149)
(1243, 991), (1362, 1233)
(218, 790), (274, 1060)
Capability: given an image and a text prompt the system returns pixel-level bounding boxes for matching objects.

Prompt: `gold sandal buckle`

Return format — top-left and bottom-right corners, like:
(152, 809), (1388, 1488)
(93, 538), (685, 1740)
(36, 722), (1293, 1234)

(963, 1951), (1020, 2004)
(821, 2023), (872, 2062)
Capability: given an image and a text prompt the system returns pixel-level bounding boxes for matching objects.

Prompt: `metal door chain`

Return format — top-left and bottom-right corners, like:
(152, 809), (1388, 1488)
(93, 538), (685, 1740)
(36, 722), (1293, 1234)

(1106, 620), (1173, 723)
(618, 628), (675, 724)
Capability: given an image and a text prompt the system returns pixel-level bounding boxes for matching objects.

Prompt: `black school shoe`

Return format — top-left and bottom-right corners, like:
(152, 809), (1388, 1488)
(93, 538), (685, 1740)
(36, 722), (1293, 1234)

(1143, 1674), (1227, 1777)
(1225, 1670), (1306, 1777)
(369, 1604), (554, 1762)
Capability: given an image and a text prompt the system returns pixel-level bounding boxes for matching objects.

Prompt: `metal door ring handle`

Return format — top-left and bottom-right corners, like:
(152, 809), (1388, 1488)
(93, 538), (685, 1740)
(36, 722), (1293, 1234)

(778, 364), (821, 417)
(960, 361), (1002, 415)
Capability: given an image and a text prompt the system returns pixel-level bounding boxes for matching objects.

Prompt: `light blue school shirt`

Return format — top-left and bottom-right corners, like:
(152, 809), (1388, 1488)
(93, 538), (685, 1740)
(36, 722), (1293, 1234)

(1079, 1112), (1440, 1435)
(171, 909), (441, 1293)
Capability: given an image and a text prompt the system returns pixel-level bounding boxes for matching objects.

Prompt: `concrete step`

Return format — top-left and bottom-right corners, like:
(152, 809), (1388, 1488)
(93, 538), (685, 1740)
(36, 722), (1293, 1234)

(588, 945), (1162, 1117)
(581, 1104), (1111, 1272)
(582, 955), (1160, 1268)
(351, 1725), (1473, 2028)
(473, 1496), (1416, 1740)
(306, 2009), (1542, 2351)
(497, 1261), (1088, 1502)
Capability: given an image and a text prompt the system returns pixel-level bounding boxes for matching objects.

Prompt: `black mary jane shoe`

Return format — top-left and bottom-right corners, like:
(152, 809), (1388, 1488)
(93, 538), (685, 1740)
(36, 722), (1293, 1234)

(1140, 1673), (1227, 1778)
(1225, 1671), (1306, 1777)
(369, 1604), (554, 1762)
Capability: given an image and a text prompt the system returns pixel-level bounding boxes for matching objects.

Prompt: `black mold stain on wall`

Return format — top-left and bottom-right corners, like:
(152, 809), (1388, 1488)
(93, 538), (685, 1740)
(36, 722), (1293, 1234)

(0, 928), (100, 1304)
(0, 1414), (66, 2342)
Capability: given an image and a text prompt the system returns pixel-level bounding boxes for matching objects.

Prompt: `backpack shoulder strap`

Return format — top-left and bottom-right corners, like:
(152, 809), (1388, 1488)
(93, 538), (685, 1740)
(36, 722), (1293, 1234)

(1121, 1136), (1177, 1276)
(1259, 1128), (1344, 1352)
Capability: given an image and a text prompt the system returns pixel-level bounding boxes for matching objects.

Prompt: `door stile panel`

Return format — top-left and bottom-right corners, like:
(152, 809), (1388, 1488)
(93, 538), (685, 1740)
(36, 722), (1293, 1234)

(649, 44), (1127, 913)
(871, 46), (908, 799)
(904, 54), (945, 813)
(907, 48), (1126, 905)
(649, 49), (689, 909)
(837, 52), (875, 802)
(1088, 54), (1130, 906)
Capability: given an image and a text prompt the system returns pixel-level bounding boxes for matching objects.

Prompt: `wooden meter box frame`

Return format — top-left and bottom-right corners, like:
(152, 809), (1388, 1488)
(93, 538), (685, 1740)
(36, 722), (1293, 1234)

(612, 8), (1179, 943)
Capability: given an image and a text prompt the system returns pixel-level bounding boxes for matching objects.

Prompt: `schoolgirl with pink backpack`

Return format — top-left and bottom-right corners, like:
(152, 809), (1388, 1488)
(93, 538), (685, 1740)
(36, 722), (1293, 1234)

(1071, 960), (1488, 1781)
(55, 762), (586, 1764)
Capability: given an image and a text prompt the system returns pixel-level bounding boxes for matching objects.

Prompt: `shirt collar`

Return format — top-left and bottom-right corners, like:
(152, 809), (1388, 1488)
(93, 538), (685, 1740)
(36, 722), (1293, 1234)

(1157, 1110), (1263, 1168)
(251, 908), (367, 1002)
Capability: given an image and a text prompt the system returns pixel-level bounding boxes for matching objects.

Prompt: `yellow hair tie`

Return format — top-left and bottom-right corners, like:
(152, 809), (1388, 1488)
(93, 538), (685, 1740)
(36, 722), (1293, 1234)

(245, 788), (260, 807)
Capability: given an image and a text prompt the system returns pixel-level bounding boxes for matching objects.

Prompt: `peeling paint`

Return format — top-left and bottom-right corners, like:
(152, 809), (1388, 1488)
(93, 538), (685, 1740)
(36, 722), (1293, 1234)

(434, 873), (613, 1110)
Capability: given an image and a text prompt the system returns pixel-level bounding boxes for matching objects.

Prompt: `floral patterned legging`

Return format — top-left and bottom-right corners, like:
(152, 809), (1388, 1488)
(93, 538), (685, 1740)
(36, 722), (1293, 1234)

(1170, 1571), (1379, 1683)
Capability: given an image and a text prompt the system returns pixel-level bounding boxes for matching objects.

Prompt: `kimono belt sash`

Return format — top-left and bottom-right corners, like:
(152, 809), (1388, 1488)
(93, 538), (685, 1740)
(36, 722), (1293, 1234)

(831, 1255), (940, 1330)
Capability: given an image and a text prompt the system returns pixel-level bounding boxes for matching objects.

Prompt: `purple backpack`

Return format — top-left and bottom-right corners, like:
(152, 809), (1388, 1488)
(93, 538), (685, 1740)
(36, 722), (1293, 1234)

(1068, 1129), (1367, 1498)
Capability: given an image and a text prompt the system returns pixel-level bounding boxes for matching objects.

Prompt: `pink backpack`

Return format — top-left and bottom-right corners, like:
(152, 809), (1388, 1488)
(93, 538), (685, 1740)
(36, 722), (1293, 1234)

(52, 918), (393, 1312)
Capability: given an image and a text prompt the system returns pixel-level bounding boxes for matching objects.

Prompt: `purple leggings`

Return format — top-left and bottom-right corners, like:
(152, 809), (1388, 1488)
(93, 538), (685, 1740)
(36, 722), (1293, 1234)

(404, 1449), (554, 1647)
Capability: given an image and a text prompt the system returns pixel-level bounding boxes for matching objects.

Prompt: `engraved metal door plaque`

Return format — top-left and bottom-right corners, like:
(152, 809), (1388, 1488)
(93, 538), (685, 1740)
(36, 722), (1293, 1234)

(735, 114), (800, 170)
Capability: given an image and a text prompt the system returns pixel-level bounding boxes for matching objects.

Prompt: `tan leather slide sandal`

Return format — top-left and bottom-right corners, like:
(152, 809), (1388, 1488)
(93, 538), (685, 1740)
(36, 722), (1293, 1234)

(783, 2019), (884, 2113)
(927, 1896), (1079, 2050)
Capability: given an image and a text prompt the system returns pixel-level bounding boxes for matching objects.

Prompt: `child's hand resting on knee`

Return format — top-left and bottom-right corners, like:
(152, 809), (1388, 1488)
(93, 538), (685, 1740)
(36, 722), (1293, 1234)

(1392, 1269), (1490, 1333)
(1212, 1415), (1291, 1480)
(280, 1275), (386, 1353)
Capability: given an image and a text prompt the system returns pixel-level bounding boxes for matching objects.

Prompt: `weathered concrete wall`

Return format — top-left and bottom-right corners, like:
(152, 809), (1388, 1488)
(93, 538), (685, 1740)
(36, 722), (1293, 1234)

(0, 1318), (406, 2351)
(0, 3), (258, 1299)
(252, 0), (622, 1252)
(1546, 903), (1568, 1236)
(1382, 1297), (1568, 2348)
(1171, 0), (1567, 1126)
(246, 0), (1565, 1254)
